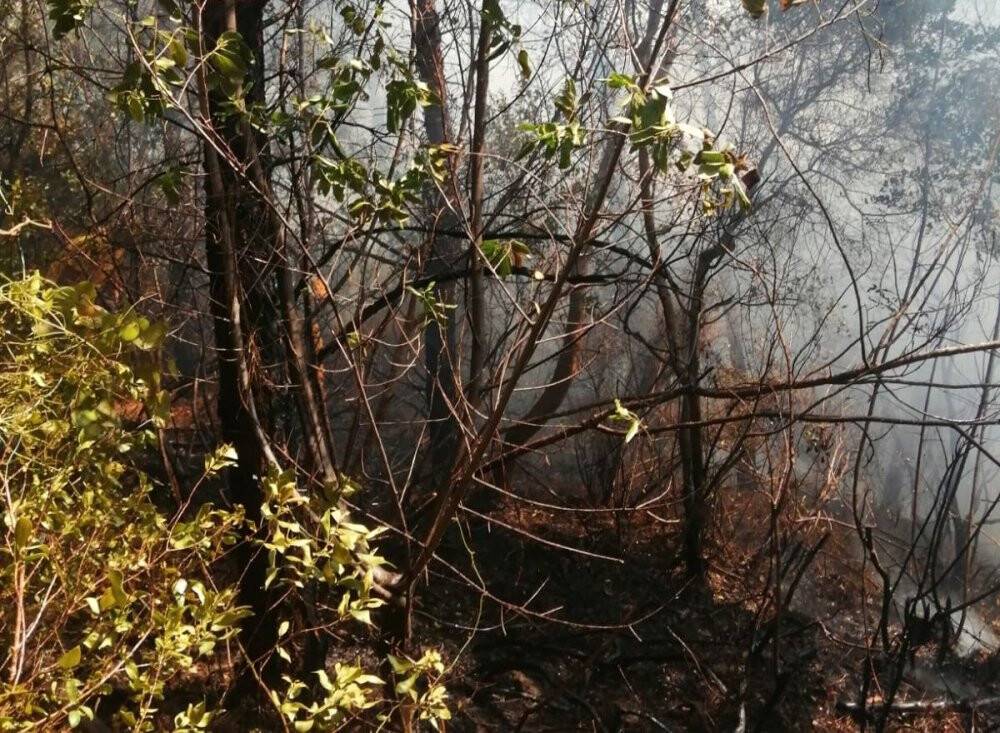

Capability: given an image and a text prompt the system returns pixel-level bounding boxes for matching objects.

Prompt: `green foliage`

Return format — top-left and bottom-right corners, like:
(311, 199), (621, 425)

(386, 78), (434, 134)
(0, 276), (451, 729)
(406, 282), (457, 326)
(258, 468), (452, 730)
(95, 4), (451, 239)
(108, 19), (253, 122)
(554, 78), (579, 122)
(0, 275), (246, 731)
(691, 144), (753, 213)
(46, 0), (94, 38)
(109, 21), (193, 122)
(312, 154), (368, 202)
(517, 121), (585, 170)
(259, 467), (385, 623)
(314, 151), (441, 226)
(172, 701), (213, 732)
(517, 79), (586, 169)
(388, 651), (450, 730)
(671, 135), (754, 214)
(157, 166), (185, 206)
(607, 73), (753, 214)
(307, 44), (445, 226)
(609, 75), (679, 170)
(481, 239), (531, 277)
(517, 70), (753, 215)
(482, 0), (526, 74)
(609, 399), (642, 444)
(339, 4), (367, 35)
(208, 30), (253, 97)
(270, 664), (383, 731)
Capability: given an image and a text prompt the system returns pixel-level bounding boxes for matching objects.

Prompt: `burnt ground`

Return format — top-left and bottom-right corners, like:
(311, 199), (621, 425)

(152, 408), (1000, 731)
(396, 493), (1000, 732)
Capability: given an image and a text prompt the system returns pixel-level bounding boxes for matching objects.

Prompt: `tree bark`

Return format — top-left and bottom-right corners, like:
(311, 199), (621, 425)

(198, 0), (282, 686)
(412, 0), (463, 478)
(499, 0), (669, 472)
(466, 5), (491, 408)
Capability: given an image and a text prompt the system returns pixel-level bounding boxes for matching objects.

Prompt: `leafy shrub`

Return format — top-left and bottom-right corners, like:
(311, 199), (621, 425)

(0, 274), (245, 730)
(0, 275), (449, 731)
(259, 467), (450, 730)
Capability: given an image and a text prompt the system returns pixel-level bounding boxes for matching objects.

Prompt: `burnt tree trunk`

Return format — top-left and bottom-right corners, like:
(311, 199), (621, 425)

(412, 0), (463, 481)
(199, 0), (282, 686)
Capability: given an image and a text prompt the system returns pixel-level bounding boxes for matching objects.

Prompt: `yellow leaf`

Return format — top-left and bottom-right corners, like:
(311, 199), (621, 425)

(58, 646), (81, 670)
(14, 516), (31, 550)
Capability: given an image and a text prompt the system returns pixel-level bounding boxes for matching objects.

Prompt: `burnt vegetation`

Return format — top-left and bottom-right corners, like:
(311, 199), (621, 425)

(3, 0), (1000, 730)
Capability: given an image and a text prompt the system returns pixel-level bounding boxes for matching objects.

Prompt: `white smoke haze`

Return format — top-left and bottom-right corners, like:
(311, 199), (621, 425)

(487, 0), (1000, 662)
(282, 0), (1000, 676)
(700, 0), (1000, 663)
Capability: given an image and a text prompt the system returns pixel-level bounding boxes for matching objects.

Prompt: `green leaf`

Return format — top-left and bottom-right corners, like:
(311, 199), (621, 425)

(58, 646), (81, 670)
(611, 399), (642, 444)
(734, 178), (752, 210)
(350, 608), (372, 624)
(135, 319), (167, 350)
(652, 82), (673, 101)
(696, 150), (725, 165)
(109, 568), (127, 606)
(388, 654), (411, 674)
(517, 48), (531, 80)
(48, 0), (95, 39)
(210, 31), (252, 92)
(158, 167), (183, 205)
(119, 319), (141, 342)
(315, 669), (334, 691)
(395, 672), (419, 697)
(555, 78), (578, 121)
(606, 72), (637, 91)
(149, 389), (170, 427)
(14, 516), (31, 550)
(98, 588), (117, 611)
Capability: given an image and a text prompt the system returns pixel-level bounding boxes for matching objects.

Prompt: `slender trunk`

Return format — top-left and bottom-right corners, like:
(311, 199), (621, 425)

(198, 0), (281, 685)
(961, 288), (1000, 594)
(401, 0), (682, 587)
(502, 281), (588, 449)
(677, 242), (724, 577)
(412, 0), (462, 477)
(638, 141), (720, 578)
(501, 0), (667, 462)
(466, 7), (491, 407)
(399, 0), (682, 618)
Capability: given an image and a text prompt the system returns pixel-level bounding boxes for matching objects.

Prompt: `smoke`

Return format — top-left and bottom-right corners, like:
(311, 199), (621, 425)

(729, 0), (1000, 655)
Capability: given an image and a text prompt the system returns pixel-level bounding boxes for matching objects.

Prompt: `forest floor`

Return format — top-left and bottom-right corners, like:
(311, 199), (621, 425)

(159, 402), (1000, 731)
(404, 488), (1000, 732)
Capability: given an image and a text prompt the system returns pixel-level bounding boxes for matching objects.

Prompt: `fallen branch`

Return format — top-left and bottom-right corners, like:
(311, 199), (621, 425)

(0, 217), (52, 237)
(837, 694), (1000, 717)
